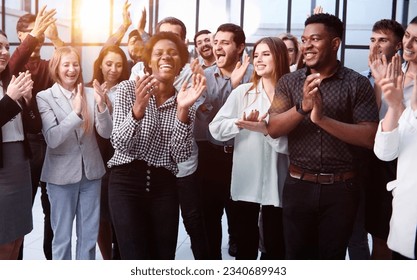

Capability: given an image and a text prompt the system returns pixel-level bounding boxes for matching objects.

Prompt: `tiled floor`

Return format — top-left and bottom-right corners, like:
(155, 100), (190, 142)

(22, 187), (235, 260)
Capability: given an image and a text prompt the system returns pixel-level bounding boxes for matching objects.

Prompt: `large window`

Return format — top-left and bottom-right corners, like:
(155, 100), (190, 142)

(1, 0), (413, 80)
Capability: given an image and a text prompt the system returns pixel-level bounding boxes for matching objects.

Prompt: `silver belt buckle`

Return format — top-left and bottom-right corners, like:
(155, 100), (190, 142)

(223, 145), (233, 153)
(318, 173), (334, 184)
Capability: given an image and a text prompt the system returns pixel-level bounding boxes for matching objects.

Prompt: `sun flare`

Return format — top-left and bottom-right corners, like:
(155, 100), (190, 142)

(78, 0), (110, 40)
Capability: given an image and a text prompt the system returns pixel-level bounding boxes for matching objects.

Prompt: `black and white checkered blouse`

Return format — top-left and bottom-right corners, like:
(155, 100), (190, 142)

(107, 80), (195, 175)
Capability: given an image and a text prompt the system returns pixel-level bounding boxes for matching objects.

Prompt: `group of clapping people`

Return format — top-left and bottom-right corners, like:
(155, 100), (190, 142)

(1, 2), (417, 261)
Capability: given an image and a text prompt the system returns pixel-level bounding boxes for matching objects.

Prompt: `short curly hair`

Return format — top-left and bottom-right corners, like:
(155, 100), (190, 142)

(305, 13), (344, 40)
(142, 32), (189, 75)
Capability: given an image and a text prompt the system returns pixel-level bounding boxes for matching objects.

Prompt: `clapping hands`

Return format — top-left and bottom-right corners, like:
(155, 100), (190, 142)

(6, 71), (33, 104)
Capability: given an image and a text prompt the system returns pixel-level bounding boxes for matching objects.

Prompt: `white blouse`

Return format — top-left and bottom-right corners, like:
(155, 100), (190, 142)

(0, 87), (24, 143)
(209, 82), (288, 207)
(374, 105), (417, 259)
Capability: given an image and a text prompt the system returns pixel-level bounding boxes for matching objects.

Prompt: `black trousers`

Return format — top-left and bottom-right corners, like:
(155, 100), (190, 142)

(196, 141), (236, 259)
(19, 135), (53, 260)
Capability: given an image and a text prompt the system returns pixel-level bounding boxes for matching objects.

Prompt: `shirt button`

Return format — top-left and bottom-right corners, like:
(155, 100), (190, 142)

(146, 182), (150, 186)
(146, 176), (151, 180)
(145, 188), (150, 192)
(146, 169), (151, 174)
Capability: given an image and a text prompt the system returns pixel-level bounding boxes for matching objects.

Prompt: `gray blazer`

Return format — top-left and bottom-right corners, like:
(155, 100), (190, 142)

(36, 83), (112, 185)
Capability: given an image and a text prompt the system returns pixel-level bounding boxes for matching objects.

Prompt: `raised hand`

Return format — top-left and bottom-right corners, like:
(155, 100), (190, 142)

(231, 53), (250, 89)
(380, 55), (404, 110)
(177, 74), (207, 109)
(44, 22), (64, 48)
(93, 79), (108, 113)
(122, 0), (132, 30)
(31, 5), (57, 39)
(132, 74), (155, 120)
(313, 5), (324, 14)
(369, 43), (389, 83)
(190, 58), (204, 76)
(137, 7), (147, 33)
(6, 71), (33, 102)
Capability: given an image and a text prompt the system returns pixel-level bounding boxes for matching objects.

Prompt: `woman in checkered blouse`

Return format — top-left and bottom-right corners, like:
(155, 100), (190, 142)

(107, 32), (206, 260)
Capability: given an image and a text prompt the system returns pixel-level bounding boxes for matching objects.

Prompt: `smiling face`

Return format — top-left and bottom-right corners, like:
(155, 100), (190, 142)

(101, 51), (123, 87)
(148, 39), (182, 83)
(195, 33), (214, 60)
(57, 52), (81, 91)
(370, 30), (402, 61)
(127, 35), (144, 62)
(213, 31), (243, 73)
(253, 42), (274, 79)
(0, 34), (10, 73)
(301, 23), (340, 72)
(403, 23), (417, 63)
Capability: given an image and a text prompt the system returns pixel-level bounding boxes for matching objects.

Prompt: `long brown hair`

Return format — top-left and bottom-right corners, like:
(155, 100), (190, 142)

(49, 46), (91, 132)
(0, 30), (12, 89)
(244, 37), (290, 107)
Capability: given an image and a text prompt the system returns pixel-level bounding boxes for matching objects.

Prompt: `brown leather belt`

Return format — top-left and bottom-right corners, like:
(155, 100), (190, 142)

(289, 164), (356, 184)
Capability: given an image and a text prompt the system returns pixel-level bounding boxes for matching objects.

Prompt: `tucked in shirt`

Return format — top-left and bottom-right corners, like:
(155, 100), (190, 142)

(269, 64), (379, 172)
(107, 79), (195, 175)
(210, 82), (288, 206)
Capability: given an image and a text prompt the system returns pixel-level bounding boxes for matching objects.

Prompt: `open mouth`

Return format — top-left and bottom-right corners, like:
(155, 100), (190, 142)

(159, 64), (173, 70)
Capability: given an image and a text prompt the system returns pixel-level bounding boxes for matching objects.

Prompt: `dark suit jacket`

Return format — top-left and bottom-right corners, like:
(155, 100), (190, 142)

(0, 93), (42, 168)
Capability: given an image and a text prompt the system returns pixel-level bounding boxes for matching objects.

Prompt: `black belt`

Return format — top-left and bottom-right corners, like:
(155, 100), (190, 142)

(289, 164), (356, 184)
(208, 142), (233, 154)
(197, 141), (234, 154)
(26, 133), (45, 141)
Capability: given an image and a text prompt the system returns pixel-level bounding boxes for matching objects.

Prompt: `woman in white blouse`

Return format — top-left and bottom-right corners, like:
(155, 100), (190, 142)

(0, 30), (40, 259)
(209, 37), (290, 259)
(374, 16), (417, 260)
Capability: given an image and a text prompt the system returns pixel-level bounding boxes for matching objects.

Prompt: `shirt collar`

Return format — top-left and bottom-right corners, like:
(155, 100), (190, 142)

(303, 61), (344, 80)
(58, 84), (76, 100)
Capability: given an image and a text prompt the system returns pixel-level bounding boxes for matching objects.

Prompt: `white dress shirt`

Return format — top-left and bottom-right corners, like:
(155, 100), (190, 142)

(209, 82), (288, 207)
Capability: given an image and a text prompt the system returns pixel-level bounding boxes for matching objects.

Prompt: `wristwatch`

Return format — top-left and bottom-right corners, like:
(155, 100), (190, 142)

(296, 100), (309, 115)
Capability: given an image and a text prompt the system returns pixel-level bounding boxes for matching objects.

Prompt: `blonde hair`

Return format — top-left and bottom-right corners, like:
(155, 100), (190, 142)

(49, 46), (91, 132)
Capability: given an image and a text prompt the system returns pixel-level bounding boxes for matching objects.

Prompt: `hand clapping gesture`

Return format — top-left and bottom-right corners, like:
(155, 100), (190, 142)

(177, 73), (207, 110)
(122, 0), (132, 30)
(379, 54), (405, 131)
(31, 5), (57, 39)
(301, 72), (321, 116)
(6, 71), (33, 103)
(379, 54), (404, 110)
(235, 109), (268, 135)
(92, 79), (108, 113)
(72, 83), (84, 117)
(231, 53), (250, 89)
(132, 74), (157, 120)
(368, 44), (389, 83)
